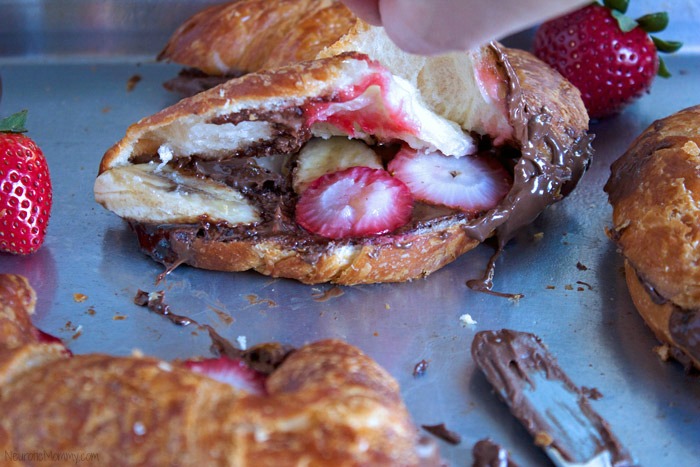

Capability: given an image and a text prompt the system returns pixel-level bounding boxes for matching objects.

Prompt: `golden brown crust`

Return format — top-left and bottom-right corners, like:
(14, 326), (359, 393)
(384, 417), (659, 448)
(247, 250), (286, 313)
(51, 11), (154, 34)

(504, 46), (589, 148)
(606, 105), (700, 308)
(174, 222), (480, 285)
(606, 105), (700, 370)
(99, 52), (360, 173)
(0, 274), (432, 465)
(158, 0), (358, 76)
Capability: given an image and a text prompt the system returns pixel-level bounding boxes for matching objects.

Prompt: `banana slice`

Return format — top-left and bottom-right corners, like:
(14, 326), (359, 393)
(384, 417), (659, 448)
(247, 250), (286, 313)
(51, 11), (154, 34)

(293, 137), (383, 193)
(94, 163), (259, 225)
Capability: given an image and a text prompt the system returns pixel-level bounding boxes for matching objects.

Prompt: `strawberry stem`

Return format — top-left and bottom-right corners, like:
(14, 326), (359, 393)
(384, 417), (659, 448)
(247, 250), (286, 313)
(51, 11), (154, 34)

(610, 10), (637, 32)
(636, 12), (669, 33)
(0, 110), (28, 133)
(652, 36), (683, 54)
(658, 57), (671, 78)
(603, 0), (629, 14)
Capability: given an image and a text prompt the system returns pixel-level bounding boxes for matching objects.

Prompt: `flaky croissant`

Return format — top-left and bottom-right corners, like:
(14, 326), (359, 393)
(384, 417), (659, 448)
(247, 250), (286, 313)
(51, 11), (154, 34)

(0, 274), (437, 465)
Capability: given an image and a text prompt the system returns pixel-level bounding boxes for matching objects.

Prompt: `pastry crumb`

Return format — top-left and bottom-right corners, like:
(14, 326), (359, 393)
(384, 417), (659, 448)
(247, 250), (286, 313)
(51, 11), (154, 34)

(459, 314), (477, 326)
(534, 431), (553, 447)
(126, 74), (142, 92)
(682, 140), (700, 156)
(654, 344), (671, 361)
(508, 294), (524, 303)
(73, 293), (88, 303)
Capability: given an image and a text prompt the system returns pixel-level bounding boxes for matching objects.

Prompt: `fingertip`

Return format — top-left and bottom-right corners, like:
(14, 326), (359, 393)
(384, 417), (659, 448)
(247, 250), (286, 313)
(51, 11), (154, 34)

(342, 0), (382, 26)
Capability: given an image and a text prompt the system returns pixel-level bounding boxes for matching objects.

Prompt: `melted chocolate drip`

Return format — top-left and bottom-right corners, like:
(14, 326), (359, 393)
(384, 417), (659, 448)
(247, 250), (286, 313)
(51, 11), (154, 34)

(466, 43), (594, 293)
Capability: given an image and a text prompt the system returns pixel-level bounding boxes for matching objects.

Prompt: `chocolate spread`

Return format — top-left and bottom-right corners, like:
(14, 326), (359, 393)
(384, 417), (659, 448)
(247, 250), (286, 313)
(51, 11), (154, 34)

(471, 329), (635, 467)
(130, 45), (593, 286)
(163, 67), (243, 97)
(472, 438), (518, 467)
(635, 268), (700, 370)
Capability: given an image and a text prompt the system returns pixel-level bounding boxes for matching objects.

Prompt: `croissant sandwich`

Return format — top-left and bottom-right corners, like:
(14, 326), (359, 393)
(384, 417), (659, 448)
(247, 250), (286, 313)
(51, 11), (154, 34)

(94, 2), (592, 285)
(0, 274), (437, 465)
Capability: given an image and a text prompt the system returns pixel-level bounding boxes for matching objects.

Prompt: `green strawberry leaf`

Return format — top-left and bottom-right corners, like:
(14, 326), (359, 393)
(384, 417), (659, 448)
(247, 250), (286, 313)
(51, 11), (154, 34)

(0, 110), (28, 133)
(610, 10), (638, 32)
(604, 0), (629, 14)
(652, 36), (683, 54)
(657, 57), (671, 78)
(636, 12), (669, 33)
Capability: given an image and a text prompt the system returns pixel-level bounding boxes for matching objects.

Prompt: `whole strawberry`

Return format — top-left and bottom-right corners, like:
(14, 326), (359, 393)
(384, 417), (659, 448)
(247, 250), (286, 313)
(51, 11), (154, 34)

(0, 110), (52, 254)
(533, 0), (682, 119)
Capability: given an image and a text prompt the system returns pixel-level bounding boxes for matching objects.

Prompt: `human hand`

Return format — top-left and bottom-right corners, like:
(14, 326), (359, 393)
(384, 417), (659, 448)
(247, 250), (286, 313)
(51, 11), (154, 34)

(342, 0), (589, 55)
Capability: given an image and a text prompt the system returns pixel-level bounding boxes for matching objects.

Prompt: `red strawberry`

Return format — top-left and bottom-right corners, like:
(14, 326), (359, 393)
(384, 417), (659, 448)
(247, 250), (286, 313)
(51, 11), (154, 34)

(0, 110), (52, 254)
(533, 1), (682, 119)
(296, 166), (413, 239)
(184, 356), (267, 395)
(388, 148), (511, 213)
(32, 327), (73, 356)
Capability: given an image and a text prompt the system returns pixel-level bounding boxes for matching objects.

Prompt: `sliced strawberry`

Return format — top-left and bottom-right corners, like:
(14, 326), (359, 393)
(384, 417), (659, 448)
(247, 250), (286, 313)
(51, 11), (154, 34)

(184, 356), (267, 395)
(388, 148), (511, 213)
(296, 166), (413, 239)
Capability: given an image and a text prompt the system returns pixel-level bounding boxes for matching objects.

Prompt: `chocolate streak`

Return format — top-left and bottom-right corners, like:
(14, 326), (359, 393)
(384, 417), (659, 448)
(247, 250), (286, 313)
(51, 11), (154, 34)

(471, 330), (635, 467)
(133, 289), (293, 374)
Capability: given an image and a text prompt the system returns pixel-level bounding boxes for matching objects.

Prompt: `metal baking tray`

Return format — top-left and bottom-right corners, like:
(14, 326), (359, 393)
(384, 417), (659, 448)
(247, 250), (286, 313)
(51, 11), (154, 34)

(1, 1), (699, 465)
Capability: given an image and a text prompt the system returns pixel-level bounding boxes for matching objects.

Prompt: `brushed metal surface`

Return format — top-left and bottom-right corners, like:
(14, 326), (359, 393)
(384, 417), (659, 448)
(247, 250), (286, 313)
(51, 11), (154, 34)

(1, 2), (699, 466)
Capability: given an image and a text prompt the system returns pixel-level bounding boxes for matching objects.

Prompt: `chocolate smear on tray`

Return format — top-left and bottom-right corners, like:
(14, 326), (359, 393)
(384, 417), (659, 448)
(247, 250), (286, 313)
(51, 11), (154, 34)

(134, 289), (293, 373)
(471, 329), (635, 467)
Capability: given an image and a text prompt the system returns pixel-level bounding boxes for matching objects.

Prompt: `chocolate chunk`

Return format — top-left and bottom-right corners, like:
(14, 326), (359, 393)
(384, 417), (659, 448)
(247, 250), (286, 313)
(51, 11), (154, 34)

(421, 423), (461, 445)
(472, 438), (518, 467)
(413, 359), (429, 377)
